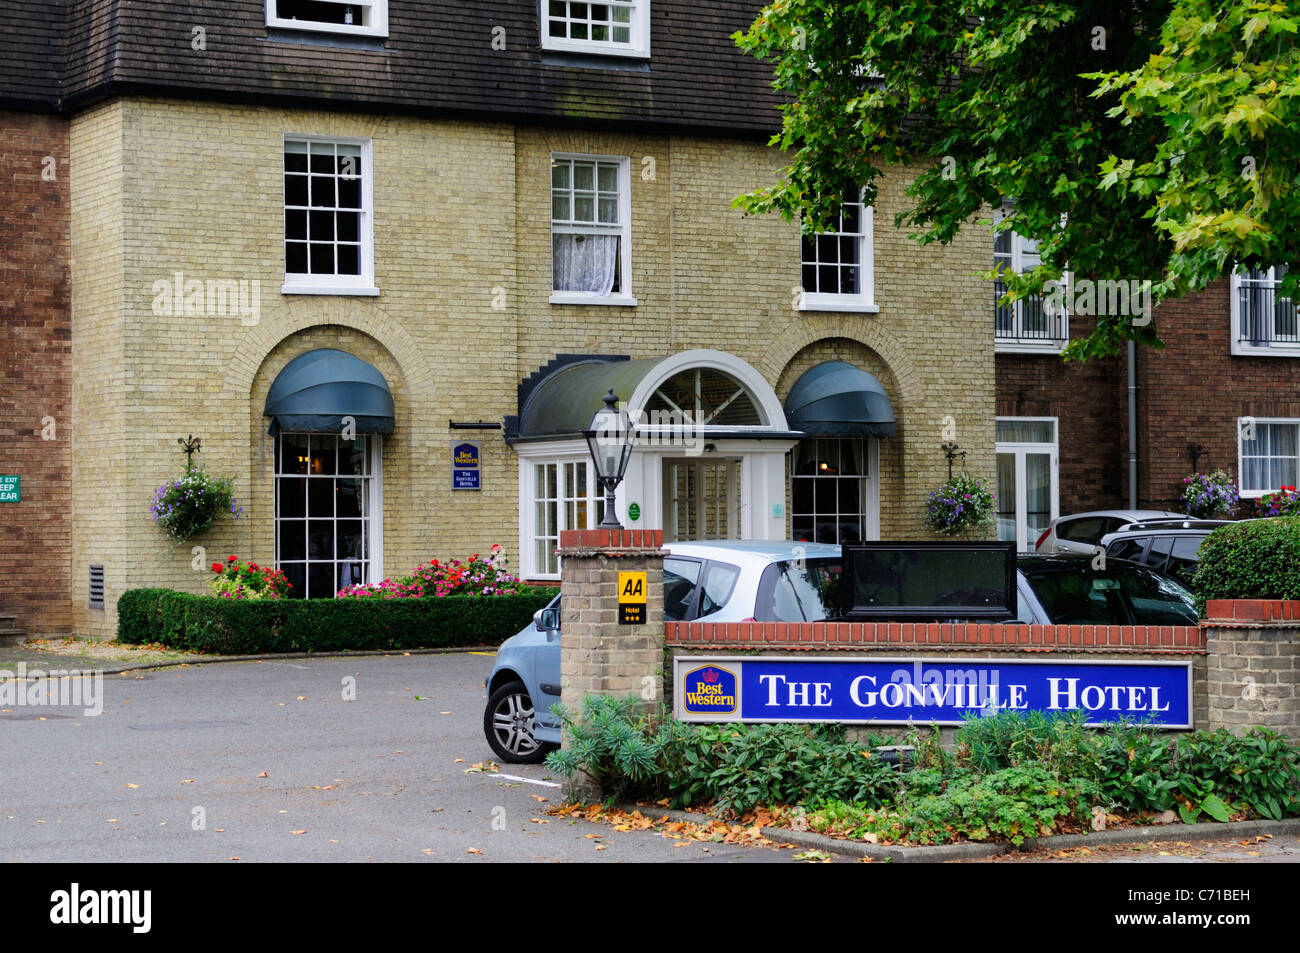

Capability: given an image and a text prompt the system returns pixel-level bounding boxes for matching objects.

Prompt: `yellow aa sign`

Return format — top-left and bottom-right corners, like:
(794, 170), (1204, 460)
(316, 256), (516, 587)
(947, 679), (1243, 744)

(618, 571), (647, 604)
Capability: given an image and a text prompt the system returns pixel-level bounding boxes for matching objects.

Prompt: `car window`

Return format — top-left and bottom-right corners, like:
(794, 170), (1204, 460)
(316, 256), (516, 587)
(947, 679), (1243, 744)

(663, 557), (701, 622)
(1166, 536), (1203, 588)
(1119, 567), (1198, 624)
(1023, 565), (1196, 625)
(1106, 536), (1149, 563)
(1145, 535), (1175, 573)
(755, 558), (844, 622)
(1058, 517), (1107, 543)
(696, 560), (741, 618)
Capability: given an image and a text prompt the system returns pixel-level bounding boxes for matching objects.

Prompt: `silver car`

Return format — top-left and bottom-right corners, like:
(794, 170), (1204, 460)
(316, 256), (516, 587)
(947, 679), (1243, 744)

(481, 541), (842, 763)
(1035, 509), (1184, 555)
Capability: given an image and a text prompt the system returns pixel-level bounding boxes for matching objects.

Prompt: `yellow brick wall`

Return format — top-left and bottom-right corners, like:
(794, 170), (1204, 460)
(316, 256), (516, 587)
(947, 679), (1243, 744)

(67, 99), (994, 635)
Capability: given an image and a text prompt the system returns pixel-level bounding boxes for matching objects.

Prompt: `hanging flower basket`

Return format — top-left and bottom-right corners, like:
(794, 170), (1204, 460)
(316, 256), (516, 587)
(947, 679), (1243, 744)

(924, 473), (994, 536)
(150, 465), (242, 543)
(1181, 469), (1238, 519)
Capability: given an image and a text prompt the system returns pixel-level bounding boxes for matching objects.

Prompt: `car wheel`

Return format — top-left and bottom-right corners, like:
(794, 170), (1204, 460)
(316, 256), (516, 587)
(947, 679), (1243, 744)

(484, 681), (551, 764)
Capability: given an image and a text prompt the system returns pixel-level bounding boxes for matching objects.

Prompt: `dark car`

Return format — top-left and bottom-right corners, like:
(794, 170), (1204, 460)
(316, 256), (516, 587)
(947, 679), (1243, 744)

(1096, 519), (1236, 590)
(1013, 555), (1198, 626)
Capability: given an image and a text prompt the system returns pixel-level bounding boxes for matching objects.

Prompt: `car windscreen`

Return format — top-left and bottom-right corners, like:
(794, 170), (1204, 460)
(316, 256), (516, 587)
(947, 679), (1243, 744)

(1023, 564), (1196, 625)
(754, 557), (844, 622)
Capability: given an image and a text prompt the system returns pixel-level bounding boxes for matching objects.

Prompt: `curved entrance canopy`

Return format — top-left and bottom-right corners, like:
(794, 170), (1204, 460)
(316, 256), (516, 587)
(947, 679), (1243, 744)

(511, 349), (798, 442)
(784, 361), (895, 438)
(263, 348), (395, 436)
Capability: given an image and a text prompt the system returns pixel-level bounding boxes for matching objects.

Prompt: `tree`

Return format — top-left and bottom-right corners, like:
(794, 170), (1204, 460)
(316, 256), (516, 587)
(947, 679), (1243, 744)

(733, 1), (1300, 359)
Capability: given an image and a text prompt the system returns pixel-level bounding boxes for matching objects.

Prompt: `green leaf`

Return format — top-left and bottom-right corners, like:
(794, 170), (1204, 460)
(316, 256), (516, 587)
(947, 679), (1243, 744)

(1200, 793), (1232, 823)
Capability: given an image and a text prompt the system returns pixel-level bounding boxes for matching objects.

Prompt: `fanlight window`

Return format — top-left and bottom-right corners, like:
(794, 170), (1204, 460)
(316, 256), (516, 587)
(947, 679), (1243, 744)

(642, 368), (763, 427)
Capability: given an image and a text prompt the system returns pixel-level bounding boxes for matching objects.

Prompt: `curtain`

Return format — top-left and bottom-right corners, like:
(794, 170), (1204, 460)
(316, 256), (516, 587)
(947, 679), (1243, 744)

(553, 234), (618, 295)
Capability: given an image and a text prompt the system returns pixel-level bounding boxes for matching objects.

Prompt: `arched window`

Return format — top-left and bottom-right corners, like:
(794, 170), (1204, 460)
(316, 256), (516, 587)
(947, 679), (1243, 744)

(642, 367), (763, 427)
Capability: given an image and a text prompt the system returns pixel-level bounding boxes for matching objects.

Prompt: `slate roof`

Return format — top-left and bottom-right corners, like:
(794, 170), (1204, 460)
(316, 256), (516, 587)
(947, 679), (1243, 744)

(4, 1), (785, 137)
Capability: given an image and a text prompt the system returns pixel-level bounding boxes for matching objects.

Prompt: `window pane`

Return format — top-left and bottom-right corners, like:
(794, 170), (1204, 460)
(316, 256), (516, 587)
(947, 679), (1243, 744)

(284, 174), (308, 206)
(279, 477), (306, 518)
(278, 521), (306, 561)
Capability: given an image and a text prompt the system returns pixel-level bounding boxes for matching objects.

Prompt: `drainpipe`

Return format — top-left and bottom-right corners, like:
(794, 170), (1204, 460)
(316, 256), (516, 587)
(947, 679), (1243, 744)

(1127, 340), (1138, 509)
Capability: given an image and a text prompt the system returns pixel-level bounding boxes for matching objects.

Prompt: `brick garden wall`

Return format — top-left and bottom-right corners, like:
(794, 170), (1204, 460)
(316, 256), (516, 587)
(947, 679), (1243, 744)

(0, 111), (72, 636)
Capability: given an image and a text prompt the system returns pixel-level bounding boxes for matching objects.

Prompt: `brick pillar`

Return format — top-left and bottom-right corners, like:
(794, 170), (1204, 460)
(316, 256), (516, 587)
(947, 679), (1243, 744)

(1203, 600), (1300, 741)
(557, 528), (666, 798)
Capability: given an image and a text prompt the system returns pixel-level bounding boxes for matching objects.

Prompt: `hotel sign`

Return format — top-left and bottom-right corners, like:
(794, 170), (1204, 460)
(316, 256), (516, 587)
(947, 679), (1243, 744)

(451, 442), (480, 490)
(674, 656), (1192, 728)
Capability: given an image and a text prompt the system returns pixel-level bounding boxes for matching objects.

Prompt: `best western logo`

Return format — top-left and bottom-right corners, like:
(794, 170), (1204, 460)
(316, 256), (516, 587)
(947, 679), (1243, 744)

(682, 666), (737, 714)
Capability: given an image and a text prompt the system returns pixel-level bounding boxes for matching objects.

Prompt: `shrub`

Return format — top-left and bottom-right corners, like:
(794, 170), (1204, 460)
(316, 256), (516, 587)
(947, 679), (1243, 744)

(954, 709), (1101, 780)
(1191, 517), (1300, 613)
(116, 586), (558, 653)
(923, 473), (994, 536)
(1180, 469), (1238, 519)
(150, 464), (241, 543)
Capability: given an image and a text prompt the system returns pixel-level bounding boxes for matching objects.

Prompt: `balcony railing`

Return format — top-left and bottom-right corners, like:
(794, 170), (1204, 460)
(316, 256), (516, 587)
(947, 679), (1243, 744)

(994, 278), (1068, 347)
(1237, 278), (1299, 347)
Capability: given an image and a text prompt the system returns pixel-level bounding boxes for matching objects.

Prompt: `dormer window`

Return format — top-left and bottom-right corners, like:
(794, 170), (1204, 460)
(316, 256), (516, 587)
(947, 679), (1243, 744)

(267, 0), (388, 39)
(541, 1), (650, 58)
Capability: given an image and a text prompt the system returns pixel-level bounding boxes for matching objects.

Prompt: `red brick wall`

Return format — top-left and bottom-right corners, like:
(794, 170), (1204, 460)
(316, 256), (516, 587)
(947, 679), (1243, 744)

(0, 111), (71, 636)
(996, 315), (1128, 514)
(1137, 279), (1300, 510)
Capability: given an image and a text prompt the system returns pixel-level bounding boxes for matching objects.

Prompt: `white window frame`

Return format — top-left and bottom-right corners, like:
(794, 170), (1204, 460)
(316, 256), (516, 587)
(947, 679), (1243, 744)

(273, 433), (383, 598)
(788, 437), (881, 544)
(1237, 417), (1300, 497)
(798, 193), (877, 313)
(266, 0), (388, 38)
(282, 135), (378, 296)
(539, 0), (650, 58)
(995, 417), (1059, 553)
(549, 153), (636, 307)
(1230, 266), (1298, 356)
(518, 445), (605, 579)
(993, 208), (1069, 354)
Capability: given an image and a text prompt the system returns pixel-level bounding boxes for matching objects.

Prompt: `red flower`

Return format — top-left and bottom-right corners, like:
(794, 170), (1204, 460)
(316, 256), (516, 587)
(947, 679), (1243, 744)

(249, 562), (258, 570)
(212, 563), (223, 573)
(228, 555), (237, 563)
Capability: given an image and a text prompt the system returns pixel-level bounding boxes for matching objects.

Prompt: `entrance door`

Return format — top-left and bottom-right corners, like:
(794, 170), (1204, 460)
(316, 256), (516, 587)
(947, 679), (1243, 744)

(662, 458), (741, 541)
(995, 418), (1058, 552)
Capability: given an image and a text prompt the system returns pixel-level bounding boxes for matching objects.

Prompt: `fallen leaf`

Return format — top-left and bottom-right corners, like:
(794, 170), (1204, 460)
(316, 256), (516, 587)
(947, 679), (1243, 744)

(530, 818), (550, 824)
(296, 695), (306, 701)
(453, 759), (464, 763)
(290, 830), (307, 835)
(180, 779), (195, 784)
(215, 829), (225, 833)
(531, 795), (548, 803)
(421, 849), (434, 855)
(585, 834), (603, 840)
(124, 783), (138, 789)
(594, 844), (607, 851)
(105, 819), (117, 824)
(92, 761), (102, 766)
(257, 772), (268, 778)
(440, 711), (451, 715)
(465, 848), (483, 855)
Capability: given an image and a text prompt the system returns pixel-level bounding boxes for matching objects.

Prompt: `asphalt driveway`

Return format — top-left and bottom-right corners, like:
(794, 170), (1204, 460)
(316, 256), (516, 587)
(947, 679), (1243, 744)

(0, 652), (798, 863)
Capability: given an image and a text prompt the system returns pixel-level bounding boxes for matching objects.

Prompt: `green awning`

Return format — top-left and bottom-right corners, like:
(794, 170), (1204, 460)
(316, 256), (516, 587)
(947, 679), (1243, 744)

(515, 357), (667, 441)
(784, 361), (896, 438)
(263, 349), (395, 436)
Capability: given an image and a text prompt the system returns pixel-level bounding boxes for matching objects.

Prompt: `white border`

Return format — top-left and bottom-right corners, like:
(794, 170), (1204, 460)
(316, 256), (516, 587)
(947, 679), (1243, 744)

(1237, 415), (1300, 497)
(798, 202), (877, 313)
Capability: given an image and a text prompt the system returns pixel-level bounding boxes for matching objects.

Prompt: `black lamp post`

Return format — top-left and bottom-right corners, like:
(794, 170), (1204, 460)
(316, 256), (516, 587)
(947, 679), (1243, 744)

(583, 389), (636, 529)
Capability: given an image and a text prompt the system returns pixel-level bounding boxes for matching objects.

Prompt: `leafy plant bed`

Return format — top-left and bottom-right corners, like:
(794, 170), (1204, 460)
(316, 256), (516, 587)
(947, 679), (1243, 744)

(116, 586), (558, 654)
(546, 697), (1300, 848)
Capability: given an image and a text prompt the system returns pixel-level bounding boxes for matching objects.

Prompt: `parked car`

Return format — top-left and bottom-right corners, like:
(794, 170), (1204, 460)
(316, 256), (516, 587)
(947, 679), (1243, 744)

(1096, 519), (1236, 589)
(482, 540), (842, 763)
(481, 543), (1198, 763)
(1013, 554), (1198, 626)
(1034, 509), (1185, 555)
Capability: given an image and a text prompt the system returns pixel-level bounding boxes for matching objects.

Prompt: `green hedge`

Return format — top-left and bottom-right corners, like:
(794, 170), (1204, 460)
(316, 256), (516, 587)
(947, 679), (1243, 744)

(1192, 517), (1300, 614)
(117, 587), (559, 654)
